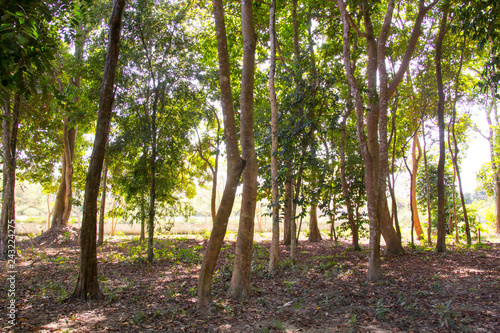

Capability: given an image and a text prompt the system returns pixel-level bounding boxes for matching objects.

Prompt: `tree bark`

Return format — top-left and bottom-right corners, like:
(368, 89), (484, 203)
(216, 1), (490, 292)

(228, 0), (258, 300)
(268, 0), (280, 274)
(337, 0), (433, 279)
(283, 171), (292, 245)
(50, 120), (77, 228)
(72, 0), (125, 300)
(422, 119), (433, 244)
(97, 159), (108, 246)
(1, 93), (21, 260)
(449, 38), (471, 245)
(147, 87), (160, 263)
(197, 0), (245, 313)
(308, 205), (322, 242)
(289, 0), (300, 263)
(339, 109), (359, 250)
(435, 3), (449, 253)
(50, 37), (84, 229)
(411, 134), (424, 240)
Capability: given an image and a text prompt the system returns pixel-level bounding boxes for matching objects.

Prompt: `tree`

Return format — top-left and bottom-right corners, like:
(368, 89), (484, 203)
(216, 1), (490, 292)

(72, 0), (125, 300)
(435, 2), (449, 253)
(228, 0), (258, 300)
(268, 0), (280, 273)
(336, 0), (436, 280)
(197, 0), (245, 313)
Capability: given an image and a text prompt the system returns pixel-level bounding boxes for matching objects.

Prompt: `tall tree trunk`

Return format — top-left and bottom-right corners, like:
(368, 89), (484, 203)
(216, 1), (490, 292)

(435, 3), (449, 253)
(97, 159), (108, 246)
(50, 38), (83, 229)
(422, 119), (433, 244)
(50, 120), (77, 228)
(411, 134), (424, 240)
(338, 0), (433, 279)
(197, 0), (245, 313)
(449, 37), (471, 245)
(283, 171), (292, 245)
(388, 109), (401, 241)
(72, 0), (125, 300)
(1, 93), (21, 260)
(229, 0), (258, 300)
(268, 0), (280, 274)
(140, 196), (145, 242)
(339, 109), (359, 250)
(289, 0), (300, 263)
(308, 205), (322, 242)
(147, 88), (160, 263)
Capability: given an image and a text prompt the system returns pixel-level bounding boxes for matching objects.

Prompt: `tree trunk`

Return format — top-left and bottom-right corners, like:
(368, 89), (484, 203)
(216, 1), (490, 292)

(337, 0), (433, 279)
(289, 0), (300, 263)
(411, 134), (424, 240)
(283, 171), (292, 245)
(435, 3), (448, 253)
(1, 93), (20, 260)
(140, 195), (145, 242)
(268, 0), (280, 274)
(50, 121), (77, 228)
(72, 0), (125, 300)
(147, 88), (160, 263)
(97, 160), (108, 246)
(422, 119), (433, 244)
(388, 110), (401, 241)
(339, 109), (359, 250)
(228, 0), (258, 300)
(197, 0), (245, 313)
(308, 205), (322, 242)
(449, 38), (471, 245)
(50, 38), (84, 230)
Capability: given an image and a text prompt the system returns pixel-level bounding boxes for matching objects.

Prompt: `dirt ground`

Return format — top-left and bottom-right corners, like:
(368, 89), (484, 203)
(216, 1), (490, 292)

(1, 234), (499, 332)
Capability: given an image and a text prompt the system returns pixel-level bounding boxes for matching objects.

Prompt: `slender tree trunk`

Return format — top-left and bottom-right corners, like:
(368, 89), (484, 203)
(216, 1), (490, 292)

(422, 119), (432, 244)
(197, 0), (245, 313)
(339, 110), (359, 250)
(1, 93), (20, 260)
(289, 0), (300, 263)
(229, 0), (258, 300)
(388, 111), (401, 241)
(411, 134), (424, 240)
(72, 0), (125, 300)
(50, 38), (84, 230)
(50, 121), (77, 229)
(140, 197), (145, 242)
(268, 0), (280, 274)
(97, 160), (108, 246)
(47, 194), (53, 229)
(435, 3), (449, 253)
(449, 38), (471, 245)
(283, 171), (292, 245)
(147, 88), (160, 263)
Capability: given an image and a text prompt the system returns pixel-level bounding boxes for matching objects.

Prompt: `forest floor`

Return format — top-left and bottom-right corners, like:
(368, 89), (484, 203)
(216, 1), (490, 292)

(1, 233), (500, 332)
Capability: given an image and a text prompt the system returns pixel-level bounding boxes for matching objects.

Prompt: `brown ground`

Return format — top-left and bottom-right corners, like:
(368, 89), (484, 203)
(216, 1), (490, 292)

(1, 235), (499, 332)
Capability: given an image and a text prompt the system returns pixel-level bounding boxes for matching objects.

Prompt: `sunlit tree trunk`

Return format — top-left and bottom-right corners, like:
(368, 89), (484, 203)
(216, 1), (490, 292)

(72, 0), (125, 300)
(197, 0), (245, 313)
(411, 134), (424, 240)
(229, 0), (258, 300)
(435, 3), (448, 253)
(422, 119), (432, 244)
(268, 0), (280, 274)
